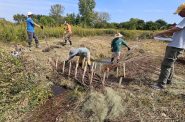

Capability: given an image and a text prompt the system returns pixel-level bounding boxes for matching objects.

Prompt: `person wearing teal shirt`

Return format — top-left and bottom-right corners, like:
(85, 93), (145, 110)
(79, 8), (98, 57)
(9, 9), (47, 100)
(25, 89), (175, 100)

(111, 33), (130, 63)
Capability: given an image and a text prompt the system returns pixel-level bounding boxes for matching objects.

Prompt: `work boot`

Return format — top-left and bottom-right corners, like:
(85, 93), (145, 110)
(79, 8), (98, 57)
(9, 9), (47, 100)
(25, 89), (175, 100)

(69, 41), (72, 45)
(167, 80), (172, 85)
(36, 44), (41, 48)
(151, 83), (166, 90)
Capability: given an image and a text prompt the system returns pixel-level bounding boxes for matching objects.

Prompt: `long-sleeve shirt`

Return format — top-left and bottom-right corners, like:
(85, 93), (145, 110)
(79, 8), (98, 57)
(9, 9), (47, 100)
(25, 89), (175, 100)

(111, 37), (128, 52)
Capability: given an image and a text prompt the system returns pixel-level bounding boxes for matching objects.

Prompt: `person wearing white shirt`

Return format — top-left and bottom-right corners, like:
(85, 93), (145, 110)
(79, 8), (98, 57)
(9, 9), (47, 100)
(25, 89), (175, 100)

(152, 3), (185, 90)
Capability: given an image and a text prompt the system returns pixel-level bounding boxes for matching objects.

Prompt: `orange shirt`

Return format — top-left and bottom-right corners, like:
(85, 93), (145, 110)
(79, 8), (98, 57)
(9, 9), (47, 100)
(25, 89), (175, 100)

(66, 24), (72, 33)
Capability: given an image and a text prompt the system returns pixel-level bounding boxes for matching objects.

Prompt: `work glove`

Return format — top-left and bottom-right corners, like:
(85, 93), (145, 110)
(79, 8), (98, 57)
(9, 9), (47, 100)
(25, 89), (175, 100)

(127, 47), (131, 51)
(40, 25), (44, 29)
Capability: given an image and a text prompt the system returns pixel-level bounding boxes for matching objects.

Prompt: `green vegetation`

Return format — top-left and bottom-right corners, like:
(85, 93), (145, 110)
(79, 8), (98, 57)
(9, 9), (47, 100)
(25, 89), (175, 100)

(0, 49), (52, 121)
(0, 19), (157, 43)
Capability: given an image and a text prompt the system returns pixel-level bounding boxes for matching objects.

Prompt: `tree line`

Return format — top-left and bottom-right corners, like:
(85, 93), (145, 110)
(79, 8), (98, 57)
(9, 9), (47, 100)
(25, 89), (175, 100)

(13, 0), (174, 30)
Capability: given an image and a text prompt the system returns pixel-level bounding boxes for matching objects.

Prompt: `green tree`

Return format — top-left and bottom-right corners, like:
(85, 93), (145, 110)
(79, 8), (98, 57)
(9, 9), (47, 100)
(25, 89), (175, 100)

(40, 16), (56, 26)
(144, 21), (159, 30)
(65, 13), (76, 25)
(13, 14), (26, 23)
(49, 4), (65, 24)
(78, 0), (96, 26)
(155, 19), (167, 29)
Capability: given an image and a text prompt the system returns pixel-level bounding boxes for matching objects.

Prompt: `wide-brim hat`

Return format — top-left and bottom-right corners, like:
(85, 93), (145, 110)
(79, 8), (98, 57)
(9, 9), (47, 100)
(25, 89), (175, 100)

(174, 3), (185, 14)
(115, 33), (123, 38)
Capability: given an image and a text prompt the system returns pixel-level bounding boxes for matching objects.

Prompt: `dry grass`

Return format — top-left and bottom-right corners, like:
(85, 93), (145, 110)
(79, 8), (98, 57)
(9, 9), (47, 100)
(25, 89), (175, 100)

(0, 36), (185, 122)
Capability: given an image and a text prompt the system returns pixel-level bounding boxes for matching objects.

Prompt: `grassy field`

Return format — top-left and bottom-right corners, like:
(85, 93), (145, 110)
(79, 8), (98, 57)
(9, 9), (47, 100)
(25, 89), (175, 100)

(0, 35), (184, 122)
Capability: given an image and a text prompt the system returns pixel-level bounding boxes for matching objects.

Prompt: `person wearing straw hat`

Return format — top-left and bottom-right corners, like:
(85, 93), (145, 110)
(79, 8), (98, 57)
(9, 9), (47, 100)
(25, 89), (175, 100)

(26, 12), (43, 48)
(152, 3), (185, 90)
(64, 21), (72, 45)
(111, 33), (130, 63)
(66, 47), (92, 69)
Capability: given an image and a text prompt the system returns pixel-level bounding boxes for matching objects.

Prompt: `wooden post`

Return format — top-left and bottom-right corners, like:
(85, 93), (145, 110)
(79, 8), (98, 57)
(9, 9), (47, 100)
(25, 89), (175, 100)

(93, 62), (97, 75)
(106, 68), (110, 79)
(62, 61), (66, 73)
(116, 67), (119, 77)
(102, 72), (106, 87)
(68, 61), (72, 76)
(90, 62), (95, 85)
(82, 58), (85, 69)
(74, 58), (79, 79)
(119, 77), (123, 86)
(82, 61), (87, 84)
(99, 63), (102, 73)
(55, 57), (59, 71)
(123, 63), (126, 77)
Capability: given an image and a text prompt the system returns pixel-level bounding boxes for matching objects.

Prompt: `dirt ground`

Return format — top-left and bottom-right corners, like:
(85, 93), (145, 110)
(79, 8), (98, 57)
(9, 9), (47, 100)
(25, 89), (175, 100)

(1, 36), (185, 122)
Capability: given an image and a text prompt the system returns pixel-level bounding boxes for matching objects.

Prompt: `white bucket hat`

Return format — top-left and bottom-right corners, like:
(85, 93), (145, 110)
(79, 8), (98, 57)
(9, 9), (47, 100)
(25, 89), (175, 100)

(27, 12), (33, 16)
(115, 33), (123, 38)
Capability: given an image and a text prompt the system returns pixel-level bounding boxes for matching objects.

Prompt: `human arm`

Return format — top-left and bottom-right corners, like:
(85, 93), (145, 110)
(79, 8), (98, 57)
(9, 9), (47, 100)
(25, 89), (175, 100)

(122, 40), (130, 51)
(155, 19), (185, 37)
(155, 27), (182, 37)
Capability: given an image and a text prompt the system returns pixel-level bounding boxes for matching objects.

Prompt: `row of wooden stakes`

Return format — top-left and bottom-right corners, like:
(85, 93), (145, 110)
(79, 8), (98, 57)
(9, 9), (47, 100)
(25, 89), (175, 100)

(53, 58), (126, 87)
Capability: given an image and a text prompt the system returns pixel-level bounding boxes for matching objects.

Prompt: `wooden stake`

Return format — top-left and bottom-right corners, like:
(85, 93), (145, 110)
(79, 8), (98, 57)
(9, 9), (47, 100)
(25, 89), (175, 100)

(62, 61), (65, 73)
(99, 63), (102, 73)
(90, 62), (95, 85)
(82, 58), (85, 69)
(68, 61), (72, 76)
(116, 67), (119, 77)
(74, 58), (79, 79)
(106, 68), (110, 79)
(93, 62), (97, 75)
(55, 57), (59, 71)
(119, 77), (123, 86)
(82, 61), (87, 84)
(102, 72), (106, 87)
(123, 63), (126, 77)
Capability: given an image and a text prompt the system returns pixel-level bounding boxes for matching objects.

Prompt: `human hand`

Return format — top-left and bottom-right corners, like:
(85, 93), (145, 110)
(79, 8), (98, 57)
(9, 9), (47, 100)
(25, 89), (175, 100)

(128, 47), (131, 51)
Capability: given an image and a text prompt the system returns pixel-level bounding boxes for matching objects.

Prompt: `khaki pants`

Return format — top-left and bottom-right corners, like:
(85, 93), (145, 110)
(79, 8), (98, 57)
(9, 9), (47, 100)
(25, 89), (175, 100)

(79, 52), (91, 66)
(64, 32), (72, 45)
(158, 46), (183, 85)
(111, 52), (121, 63)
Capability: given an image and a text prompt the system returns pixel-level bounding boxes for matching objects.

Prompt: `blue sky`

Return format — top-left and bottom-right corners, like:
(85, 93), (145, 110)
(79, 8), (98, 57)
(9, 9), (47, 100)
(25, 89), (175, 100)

(0, 0), (184, 23)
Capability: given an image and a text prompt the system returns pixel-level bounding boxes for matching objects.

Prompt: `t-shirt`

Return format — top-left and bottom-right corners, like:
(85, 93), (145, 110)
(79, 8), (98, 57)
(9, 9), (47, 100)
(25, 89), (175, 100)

(168, 18), (185, 49)
(66, 24), (72, 33)
(111, 37), (128, 52)
(69, 48), (89, 58)
(26, 17), (34, 32)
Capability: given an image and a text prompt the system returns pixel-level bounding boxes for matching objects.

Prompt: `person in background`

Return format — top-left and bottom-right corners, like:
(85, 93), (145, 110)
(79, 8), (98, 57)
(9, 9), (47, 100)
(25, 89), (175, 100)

(26, 12), (43, 48)
(111, 33), (130, 63)
(64, 21), (72, 45)
(152, 3), (185, 90)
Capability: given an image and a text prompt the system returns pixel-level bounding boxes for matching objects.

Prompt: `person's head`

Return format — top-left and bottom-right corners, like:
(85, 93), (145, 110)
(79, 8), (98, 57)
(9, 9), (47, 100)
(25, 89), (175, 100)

(27, 12), (33, 18)
(114, 33), (123, 38)
(69, 48), (75, 55)
(174, 3), (185, 17)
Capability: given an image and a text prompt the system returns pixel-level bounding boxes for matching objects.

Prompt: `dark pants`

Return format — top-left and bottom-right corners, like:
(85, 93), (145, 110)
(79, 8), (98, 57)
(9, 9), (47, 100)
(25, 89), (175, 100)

(27, 32), (39, 46)
(64, 32), (72, 45)
(158, 46), (183, 85)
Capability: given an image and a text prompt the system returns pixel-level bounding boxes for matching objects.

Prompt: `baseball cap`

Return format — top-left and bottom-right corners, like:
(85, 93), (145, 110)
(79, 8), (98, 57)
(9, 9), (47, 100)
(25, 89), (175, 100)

(174, 3), (185, 14)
